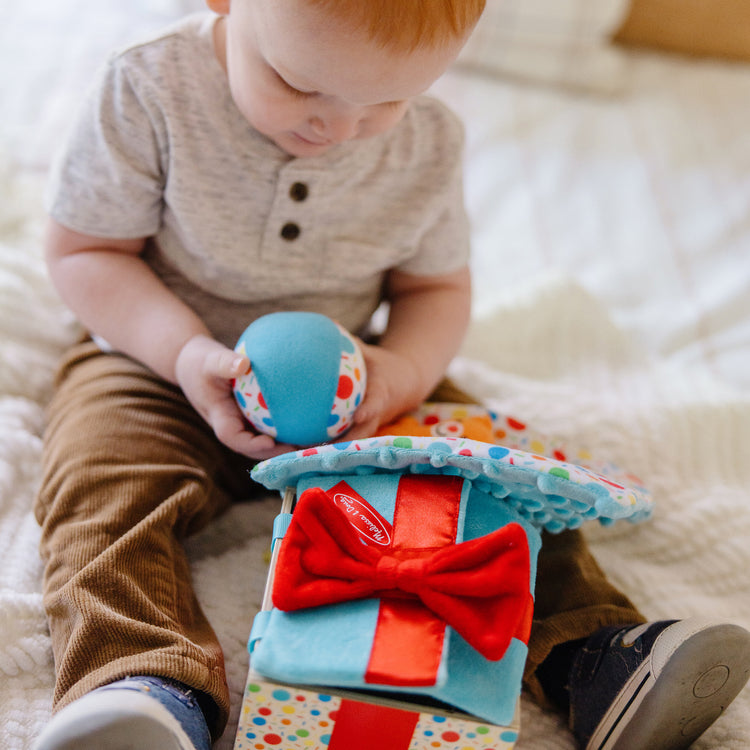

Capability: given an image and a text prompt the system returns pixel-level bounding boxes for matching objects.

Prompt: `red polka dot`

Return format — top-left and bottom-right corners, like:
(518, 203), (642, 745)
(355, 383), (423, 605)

(263, 734), (283, 745)
(553, 450), (566, 461)
(507, 417), (526, 430)
(337, 375), (354, 399)
(258, 390), (267, 409)
(459, 449), (473, 456)
(296, 695), (306, 701)
(328, 709), (339, 721)
(424, 415), (440, 425)
(258, 707), (272, 716)
(442, 731), (461, 742)
(302, 448), (318, 456)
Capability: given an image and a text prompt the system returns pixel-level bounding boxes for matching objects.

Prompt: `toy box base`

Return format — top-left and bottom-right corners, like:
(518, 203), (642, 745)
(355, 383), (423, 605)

(234, 667), (520, 750)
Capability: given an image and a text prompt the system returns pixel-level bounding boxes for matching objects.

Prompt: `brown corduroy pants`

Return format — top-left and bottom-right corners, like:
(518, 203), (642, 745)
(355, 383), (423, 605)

(35, 341), (644, 739)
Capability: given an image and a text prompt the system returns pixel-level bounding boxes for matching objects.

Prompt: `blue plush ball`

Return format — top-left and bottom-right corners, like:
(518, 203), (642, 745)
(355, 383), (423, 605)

(232, 312), (367, 446)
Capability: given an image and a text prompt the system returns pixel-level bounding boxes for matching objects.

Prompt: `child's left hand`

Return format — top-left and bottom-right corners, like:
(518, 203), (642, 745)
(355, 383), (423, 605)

(344, 341), (425, 440)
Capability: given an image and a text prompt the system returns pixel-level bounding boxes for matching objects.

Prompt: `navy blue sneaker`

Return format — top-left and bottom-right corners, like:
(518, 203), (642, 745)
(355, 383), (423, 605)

(569, 619), (750, 750)
(33, 676), (212, 750)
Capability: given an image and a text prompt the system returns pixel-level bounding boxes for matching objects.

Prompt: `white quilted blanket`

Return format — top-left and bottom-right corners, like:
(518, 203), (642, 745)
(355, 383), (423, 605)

(2, 2), (750, 748)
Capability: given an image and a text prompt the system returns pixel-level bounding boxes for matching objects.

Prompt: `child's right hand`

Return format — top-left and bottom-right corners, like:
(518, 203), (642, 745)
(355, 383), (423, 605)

(175, 334), (295, 460)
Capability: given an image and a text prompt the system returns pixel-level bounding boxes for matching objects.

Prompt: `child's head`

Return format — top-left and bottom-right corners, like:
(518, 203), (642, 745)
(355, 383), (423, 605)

(299, 0), (486, 54)
(207, 0), (484, 158)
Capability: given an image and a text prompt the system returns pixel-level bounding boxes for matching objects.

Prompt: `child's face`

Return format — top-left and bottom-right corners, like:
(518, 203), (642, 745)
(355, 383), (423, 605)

(211, 0), (466, 158)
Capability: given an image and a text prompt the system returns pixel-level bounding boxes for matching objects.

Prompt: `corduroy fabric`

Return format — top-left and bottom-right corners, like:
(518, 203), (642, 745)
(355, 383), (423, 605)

(35, 340), (258, 738)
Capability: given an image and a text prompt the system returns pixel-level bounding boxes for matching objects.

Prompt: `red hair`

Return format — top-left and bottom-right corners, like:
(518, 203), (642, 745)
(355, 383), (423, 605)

(303, 0), (486, 51)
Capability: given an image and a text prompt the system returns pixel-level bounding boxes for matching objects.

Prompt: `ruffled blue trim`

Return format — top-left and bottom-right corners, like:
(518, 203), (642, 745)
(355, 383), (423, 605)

(251, 436), (652, 533)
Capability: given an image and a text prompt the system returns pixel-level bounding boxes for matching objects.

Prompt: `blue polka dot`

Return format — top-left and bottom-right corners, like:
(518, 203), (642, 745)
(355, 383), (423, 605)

(320, 733), (332, 745)
(340, 334), (356, 354)
(327, 413), (340, 426)
(333, 441), (352, 450)
(427, 442), (453, 455)
(501, 731), (518, 742)
(235, 391), (246, 407)
(432, 715), (447, 723)
(245, 732), (256, 739)
(272, 689), (291, 701)
(354, 393), (361, 406)
(488, 446), (510, 459)
(262, 417), (275, 428)
(311, 709), (320, 716)
(318, 694), (332, 702)
(252, 717), (266, 726)
(423, 730), (434, 737)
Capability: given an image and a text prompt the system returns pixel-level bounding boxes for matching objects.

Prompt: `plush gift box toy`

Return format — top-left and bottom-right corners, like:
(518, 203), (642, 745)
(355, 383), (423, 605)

(236, 406), (652, 750)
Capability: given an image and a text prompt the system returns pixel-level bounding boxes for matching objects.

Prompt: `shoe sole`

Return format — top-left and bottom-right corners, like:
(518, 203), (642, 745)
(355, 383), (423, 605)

(33, 689), (199, 750)
(587, 619), (750, 750)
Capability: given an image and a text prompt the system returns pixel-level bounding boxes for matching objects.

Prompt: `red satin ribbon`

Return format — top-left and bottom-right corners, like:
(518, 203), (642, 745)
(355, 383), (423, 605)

(366, 474), (464, 685)
(272, 476), (533, 664)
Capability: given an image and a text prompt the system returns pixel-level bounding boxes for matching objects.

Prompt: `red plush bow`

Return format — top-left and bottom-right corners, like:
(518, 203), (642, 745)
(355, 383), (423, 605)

(272, 486), (533, 661)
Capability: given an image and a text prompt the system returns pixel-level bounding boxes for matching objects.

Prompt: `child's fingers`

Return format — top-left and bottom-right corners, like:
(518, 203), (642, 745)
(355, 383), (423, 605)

(208, 396), (297, 459)
(214, 415), (294, 460)
(229, 353), (251, 377)
(189, 336), (248, 379)
(345, 386), (386, 439)
(343, 415), (380, 441)
(214, 349), (250, 379)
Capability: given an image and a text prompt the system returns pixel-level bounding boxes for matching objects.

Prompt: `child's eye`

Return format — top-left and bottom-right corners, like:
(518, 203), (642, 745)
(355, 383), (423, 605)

(286, 84), (317, 100)
(272, 68), (317, 99)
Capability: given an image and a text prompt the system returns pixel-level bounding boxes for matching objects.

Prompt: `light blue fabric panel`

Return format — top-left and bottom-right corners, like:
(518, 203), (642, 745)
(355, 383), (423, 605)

(250, 472), (538, 725)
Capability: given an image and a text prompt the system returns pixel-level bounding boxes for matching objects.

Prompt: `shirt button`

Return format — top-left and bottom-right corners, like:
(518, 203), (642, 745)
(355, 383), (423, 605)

(280, 222), (301, 241)
(289, 182), (309, 202)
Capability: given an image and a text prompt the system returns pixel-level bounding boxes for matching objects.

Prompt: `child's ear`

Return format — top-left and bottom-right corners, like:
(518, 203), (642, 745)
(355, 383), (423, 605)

(206, 0), (231, 14)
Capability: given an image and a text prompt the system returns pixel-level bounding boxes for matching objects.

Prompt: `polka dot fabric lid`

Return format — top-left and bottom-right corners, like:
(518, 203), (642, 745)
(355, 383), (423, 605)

(251, 433), (653, 533)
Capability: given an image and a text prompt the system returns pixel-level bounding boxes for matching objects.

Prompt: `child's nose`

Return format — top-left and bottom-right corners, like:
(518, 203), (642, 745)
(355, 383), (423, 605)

(309, 111), (361, 143)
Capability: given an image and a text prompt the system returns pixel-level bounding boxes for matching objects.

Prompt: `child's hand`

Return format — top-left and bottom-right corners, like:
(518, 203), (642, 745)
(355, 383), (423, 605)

(345, 342), (424, 440)
(175, 335), (294, 460)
